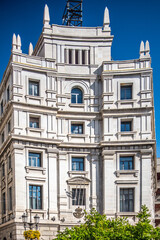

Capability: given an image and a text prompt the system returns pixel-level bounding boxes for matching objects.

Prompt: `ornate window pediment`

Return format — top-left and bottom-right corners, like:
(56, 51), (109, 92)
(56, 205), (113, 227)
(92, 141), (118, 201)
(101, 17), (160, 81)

(67, 176), (90, 185)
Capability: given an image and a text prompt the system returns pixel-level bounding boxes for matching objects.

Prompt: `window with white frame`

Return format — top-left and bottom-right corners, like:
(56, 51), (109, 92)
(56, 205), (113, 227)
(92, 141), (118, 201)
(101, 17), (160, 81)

(72, 188), (86, 206)
(29, 81), (39, 96)
(120, 188), (134, 212)
(29, 152), (41, 167)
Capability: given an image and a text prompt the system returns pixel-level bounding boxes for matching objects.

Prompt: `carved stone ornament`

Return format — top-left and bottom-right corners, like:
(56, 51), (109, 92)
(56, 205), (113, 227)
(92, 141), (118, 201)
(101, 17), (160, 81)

(73, 207), (84, 219)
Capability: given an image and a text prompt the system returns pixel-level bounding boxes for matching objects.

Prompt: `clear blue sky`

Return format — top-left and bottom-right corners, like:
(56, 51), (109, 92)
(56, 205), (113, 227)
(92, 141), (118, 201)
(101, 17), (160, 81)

(0, 0), (160, 156)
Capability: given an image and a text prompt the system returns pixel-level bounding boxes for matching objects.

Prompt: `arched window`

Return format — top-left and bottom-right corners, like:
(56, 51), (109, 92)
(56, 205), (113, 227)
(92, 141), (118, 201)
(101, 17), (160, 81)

(71, 88), (83, 104)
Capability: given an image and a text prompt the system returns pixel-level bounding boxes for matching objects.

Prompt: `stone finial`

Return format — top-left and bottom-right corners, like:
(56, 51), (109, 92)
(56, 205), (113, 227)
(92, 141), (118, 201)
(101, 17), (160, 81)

(103, 7), (110, 25)
(17, 34), (21, 50)
(140, 41), (145, 58)
(43, 4), (50, 26)
(145, 40), (150, 57)
(12, 33), (17, 51)
(29, 42), (33, 56)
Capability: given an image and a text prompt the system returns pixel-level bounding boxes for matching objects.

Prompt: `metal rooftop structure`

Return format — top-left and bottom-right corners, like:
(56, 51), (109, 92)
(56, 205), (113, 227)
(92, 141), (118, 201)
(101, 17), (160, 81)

(62, 0), (83, 26)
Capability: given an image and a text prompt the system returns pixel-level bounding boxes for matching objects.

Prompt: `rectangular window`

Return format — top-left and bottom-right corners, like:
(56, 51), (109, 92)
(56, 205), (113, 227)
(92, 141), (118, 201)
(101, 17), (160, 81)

(1, 101), (3, 114)
(8, 121), (11, 133)
(29, 185), (42, 209)
(2, 192), (6, 214)
(2, 163), (5, 177)
(121, 121), (132, 132)
(120, 188), (134, 212)
(121, 85), (132, 100)
(7, 86), (10, 101)
(29, 81), (39, 96)
(71, 124), (83, 134)
(29, 117), (39, 128)
(8, 155), (11, 170)
(29, 152), (41, 167)
(8, 187), (12, 211)
(72, 188), (85, 206)
(72, 157), (84, 171)
(2, 132), (4, 143)
(69, 49), (72, 64)
(120, 156), (134, 170)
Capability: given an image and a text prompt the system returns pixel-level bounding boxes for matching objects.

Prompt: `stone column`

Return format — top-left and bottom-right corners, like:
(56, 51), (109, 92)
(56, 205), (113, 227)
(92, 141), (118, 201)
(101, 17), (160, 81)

(47, 148), (59, 219)
(90, 154), (99, 210)
(140, 149), (154, 219)
(85, 50), (88, 65)
(72, 49), (75, 64)
(102, 150), (115, 216)
(65, 49), (69, 64)
(58, 151), (68, 219)
(79, 50), (82, 65)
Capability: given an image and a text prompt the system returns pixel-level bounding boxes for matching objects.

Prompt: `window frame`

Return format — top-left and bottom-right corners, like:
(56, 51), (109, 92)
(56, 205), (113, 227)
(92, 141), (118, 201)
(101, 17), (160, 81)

(120, 85), (132, 100)
(8, 155), (12, 170)
(1, 100), (3, 115)
(72, 157), (84, 171)
(7, 86), (10, 102)
(8, 187), (12, 211)
(71, 123), (83, 134)
(29, 185), (42, 210)
(120, 156), (134, 170)
(120, 188), (134, 212)
(29, 116), (40, 129)
(29, 80), (40, 97)
(71, 87), (83, 104)
(29, 152), (41, 167)
(121, 120), (132, 132)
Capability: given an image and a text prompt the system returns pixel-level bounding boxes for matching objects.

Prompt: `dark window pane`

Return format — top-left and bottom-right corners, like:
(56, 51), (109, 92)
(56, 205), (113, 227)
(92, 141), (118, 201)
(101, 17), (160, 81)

(121, 121), (131, 132)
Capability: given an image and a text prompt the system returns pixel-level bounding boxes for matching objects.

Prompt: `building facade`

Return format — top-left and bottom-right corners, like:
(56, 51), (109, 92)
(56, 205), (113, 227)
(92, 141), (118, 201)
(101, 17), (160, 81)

(0, 4), (156, 240)
(155, 158), (160, 226)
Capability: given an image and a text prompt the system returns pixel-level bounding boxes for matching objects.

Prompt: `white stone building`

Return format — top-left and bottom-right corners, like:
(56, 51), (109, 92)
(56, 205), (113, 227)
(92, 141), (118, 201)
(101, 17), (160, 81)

(0, 4), (156, 240)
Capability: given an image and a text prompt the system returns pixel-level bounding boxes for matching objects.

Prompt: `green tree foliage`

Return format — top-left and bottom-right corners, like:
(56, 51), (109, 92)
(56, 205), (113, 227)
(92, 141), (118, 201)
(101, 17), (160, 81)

(55, 205), (160, 240)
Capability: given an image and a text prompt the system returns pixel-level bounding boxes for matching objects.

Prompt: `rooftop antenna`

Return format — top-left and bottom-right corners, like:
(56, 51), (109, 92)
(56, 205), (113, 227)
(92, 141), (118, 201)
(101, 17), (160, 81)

(62, 0), (83, 26)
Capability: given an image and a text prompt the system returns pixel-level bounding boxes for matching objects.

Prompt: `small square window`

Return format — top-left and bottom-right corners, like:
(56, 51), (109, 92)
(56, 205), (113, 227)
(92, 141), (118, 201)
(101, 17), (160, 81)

(120, 156), (134, 170)
(72, 188), (85, 206)
(71, 124), (83, 134)
(29, 152), (41, 167)
(121, 121), (132, 132)
(29, 81), (39, 96)
(120, 188), (134, 212)
(121, 85), (132, 100)
(72, 157), (84, 171)
(30, 117), (40, 128)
